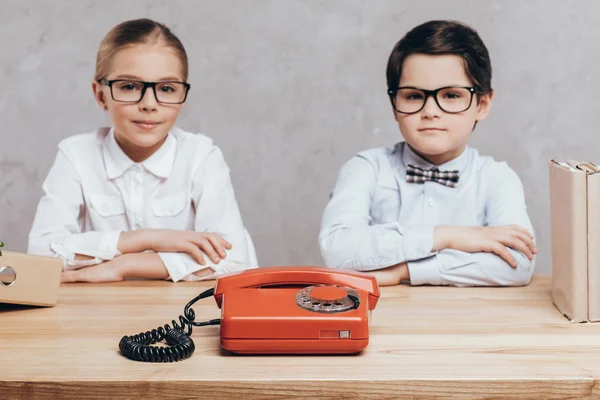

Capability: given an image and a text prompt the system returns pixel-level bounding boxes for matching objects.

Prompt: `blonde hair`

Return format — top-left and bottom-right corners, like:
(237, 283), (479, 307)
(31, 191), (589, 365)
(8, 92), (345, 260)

(94, 18), (188, 82)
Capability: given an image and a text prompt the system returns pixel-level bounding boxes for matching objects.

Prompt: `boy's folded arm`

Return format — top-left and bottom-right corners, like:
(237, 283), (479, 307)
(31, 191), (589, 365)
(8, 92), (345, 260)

(27, 148), (122, 269)
(406, 163), (536, 287)
(320, 222), (436, 271)
(407, 248), (534, 287)
(319, 155), (436, 271)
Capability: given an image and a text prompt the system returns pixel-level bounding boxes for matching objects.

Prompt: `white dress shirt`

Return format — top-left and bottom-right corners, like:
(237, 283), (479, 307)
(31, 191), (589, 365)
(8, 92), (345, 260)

(319, 142), (535, 287)
(28, 127), (256, 282)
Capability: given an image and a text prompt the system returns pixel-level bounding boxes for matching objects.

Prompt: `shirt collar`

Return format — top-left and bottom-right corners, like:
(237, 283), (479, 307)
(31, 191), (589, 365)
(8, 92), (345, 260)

(399, 142), (470, 173)
(142, 132), (176, 178)
(102, 127), (177, 179)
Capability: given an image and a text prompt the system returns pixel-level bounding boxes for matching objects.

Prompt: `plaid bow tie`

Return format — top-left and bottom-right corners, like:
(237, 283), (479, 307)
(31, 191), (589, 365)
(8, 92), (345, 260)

(406, 164), (460, 188)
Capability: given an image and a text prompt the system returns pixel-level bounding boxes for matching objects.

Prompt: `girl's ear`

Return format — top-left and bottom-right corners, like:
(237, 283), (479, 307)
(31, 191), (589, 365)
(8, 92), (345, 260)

(91, 80), (108, 110)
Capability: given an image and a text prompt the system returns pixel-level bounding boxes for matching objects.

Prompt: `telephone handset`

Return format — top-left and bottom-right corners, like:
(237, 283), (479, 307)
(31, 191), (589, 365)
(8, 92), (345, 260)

(119, 267), (380, 362)
(214, 267), (380, 308)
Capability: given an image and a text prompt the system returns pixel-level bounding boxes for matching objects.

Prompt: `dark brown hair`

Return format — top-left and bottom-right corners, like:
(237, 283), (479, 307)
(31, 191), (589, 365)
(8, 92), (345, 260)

(386, 20), (492, 94)
(94, 18), (188, 82)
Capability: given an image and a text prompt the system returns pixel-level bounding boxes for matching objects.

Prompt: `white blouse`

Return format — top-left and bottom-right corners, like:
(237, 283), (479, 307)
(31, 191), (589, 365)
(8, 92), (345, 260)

(28, 127), (257, 282)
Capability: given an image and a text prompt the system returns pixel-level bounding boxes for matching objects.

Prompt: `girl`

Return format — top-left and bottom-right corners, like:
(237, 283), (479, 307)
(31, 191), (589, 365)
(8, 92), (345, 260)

(28, 18), (257, 283)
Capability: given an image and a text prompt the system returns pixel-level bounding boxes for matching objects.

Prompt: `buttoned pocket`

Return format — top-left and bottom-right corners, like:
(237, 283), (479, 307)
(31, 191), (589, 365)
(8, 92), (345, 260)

(89, 194), (125, 217)
(152, 193), (188, 217)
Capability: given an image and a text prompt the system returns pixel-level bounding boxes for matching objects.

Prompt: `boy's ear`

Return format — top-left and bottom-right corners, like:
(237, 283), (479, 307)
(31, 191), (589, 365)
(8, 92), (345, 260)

(475, 90), (494, 122)
(91, 80), (108, 110)
(391, 103), (400, 122)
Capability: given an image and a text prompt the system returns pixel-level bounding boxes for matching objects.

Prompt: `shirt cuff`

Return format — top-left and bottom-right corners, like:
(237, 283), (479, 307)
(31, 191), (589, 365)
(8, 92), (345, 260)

(157, 252), (220, 282)
(50, 231), (122, 270)
(398, 224), (435, 261)
(407, 254), (442, 286)
(158, 252), (189, 282)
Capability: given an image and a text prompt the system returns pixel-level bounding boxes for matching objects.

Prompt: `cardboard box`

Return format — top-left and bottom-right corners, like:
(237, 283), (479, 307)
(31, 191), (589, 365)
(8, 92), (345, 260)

(0, 250), (62, 307)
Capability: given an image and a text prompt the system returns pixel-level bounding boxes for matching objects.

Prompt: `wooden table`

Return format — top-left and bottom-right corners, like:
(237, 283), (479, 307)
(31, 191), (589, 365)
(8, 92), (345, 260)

(1, 275), (599, 399)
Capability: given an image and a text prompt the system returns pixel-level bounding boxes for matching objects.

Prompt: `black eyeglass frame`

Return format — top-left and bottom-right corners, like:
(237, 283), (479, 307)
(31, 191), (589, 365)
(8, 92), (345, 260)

(100, 79), (191, 104)
(387, 86), (480, 114)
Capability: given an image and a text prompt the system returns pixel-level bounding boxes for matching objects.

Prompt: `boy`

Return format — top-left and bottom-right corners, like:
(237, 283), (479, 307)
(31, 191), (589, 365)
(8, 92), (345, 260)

(319, 20), (536, 286)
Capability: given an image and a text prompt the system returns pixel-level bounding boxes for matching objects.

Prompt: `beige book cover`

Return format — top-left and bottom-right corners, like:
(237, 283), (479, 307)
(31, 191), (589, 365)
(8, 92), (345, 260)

(0, 250), (62, 307)
(549, 160), (600, 322)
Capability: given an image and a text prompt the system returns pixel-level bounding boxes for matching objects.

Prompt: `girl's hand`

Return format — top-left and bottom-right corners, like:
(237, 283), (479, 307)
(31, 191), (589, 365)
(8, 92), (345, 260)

(61, 259), (124, 283)
(143, 229), (232, 265)
(61, 253), (170, 283)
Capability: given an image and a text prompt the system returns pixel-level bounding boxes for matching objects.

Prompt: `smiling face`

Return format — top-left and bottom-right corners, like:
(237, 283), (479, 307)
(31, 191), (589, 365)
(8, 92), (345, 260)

(92, 43), (186, 162)
(393, 53), (493, 165)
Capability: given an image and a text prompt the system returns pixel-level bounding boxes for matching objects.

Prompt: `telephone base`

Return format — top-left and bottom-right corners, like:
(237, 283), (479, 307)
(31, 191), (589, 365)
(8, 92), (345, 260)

(221, 338), (369, 354)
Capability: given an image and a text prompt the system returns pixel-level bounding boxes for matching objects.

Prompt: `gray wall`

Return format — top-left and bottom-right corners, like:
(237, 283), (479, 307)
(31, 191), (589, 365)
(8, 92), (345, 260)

(1, 0), (598, 274)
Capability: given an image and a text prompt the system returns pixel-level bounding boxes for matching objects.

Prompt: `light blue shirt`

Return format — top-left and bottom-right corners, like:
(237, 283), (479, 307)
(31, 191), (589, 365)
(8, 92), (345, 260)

(319, 142), (535, 287)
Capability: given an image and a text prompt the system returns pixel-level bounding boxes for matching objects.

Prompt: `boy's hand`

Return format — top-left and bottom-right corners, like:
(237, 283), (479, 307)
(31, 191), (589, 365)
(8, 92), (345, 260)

(142, 229), (232, 265)
(370, 262), (409, 286)
(433, 226), (536, 268)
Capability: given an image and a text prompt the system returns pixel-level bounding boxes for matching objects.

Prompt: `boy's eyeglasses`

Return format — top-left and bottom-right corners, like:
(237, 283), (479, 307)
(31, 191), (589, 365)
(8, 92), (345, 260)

(387, 86), (480, 114)
(101, 79), (191, 104)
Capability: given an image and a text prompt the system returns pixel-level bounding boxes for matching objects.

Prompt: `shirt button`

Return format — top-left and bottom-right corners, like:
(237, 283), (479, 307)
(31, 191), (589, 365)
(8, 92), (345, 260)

(428, 198), (435, 207)
(169, 205), (176, 213)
